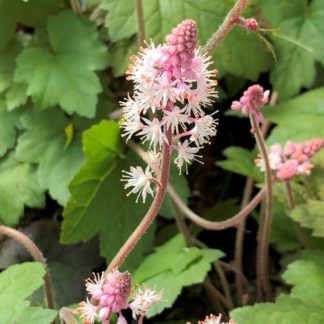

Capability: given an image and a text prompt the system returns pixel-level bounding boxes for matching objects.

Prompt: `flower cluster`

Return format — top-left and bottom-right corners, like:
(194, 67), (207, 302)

(231, 84), (269, 123)
(79, 269), (162, 324)
(121, 19), (218, 202)
(255, 138), (324, 180)
(197, 313), (236, 324)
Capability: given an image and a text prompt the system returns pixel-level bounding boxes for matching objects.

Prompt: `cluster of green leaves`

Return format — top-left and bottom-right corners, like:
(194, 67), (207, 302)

(0, 262), (57, 323)
(133, 235), (224, 316)
(231, 250), (324, 323)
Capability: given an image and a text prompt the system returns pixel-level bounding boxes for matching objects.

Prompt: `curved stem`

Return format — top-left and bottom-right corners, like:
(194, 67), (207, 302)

(285, 181), (309, 249)
(107, 129), (172, 272)
(234, 177), (254, 305)
(0, 225), (56, 311)
(171, 200), (193, 247)
(193, 238), (233, 309)
(136, 0), (146, 46)
(219, 261), (249, 295)
(168, 184), (266, 230)
(250, 115), (273, 301)
(203, 0), (250, 53)
(204, 277), (233, 311)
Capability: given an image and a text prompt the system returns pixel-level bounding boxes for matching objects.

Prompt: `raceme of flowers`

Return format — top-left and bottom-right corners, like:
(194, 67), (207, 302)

(231, 84), (270, 123)
(255, 138), (324, 180)
(121, 19), (218, 202)
(79, 269), (162, 324)
(197, 313), (236, 324)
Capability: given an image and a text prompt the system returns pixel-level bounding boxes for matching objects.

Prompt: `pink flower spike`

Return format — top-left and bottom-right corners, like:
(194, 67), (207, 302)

(276, 160), (299, 180)
(231, 84), (270, 123)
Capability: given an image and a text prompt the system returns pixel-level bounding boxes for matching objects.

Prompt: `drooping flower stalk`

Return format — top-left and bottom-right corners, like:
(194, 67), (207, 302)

(231, 84), (272, 300)
(251, 114), (273, 301)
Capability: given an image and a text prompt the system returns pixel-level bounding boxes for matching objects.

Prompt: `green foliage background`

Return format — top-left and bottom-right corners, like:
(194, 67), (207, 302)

(0, 0), (324, 323)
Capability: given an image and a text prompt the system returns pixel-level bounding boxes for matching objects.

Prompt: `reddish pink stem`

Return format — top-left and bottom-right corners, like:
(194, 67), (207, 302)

(106, 128), (172, 272)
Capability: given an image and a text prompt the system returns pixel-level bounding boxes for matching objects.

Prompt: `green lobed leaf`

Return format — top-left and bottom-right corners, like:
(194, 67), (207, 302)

(0, 100), (22, 157)
(261, 0), (324, 99)
(105, 0), (271, 79)
(0, 262), (57, 324)
(15, 109), (86, 206)
(61, 120), (154, 270)
(15, 10), (109, 117)
(216, 146), (263, 182)
(0, 40), (21, 93)
(133, 234), (224, 317)
(265, 88), (324, 144)
(231, 295), (324, 324)
(0, 153), (45, 226)
(282, 250), (324, 305)
(289, 200), (324, 238)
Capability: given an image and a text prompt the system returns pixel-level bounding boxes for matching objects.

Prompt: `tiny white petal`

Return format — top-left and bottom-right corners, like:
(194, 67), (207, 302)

(121, 166), (154, 203)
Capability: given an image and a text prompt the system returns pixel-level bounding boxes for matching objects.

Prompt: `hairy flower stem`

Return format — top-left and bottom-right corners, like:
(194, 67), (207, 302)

(250, 115), (273, 301)
(136, 0), (146, 46)
(107, 128), (172, 272)
(203, 0), (250, 53)
(234, 177), (254, 305)
(0, 225), (56, 314)
(285, 181), (309, 249)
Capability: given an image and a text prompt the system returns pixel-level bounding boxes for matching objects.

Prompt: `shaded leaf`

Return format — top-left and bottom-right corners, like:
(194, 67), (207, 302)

(265, 88), (324, 144)
(0, 100), (22, 157)
(133, 234), (224, 317)
(231, 295), (324, 324)
(105, 0), (271, 79)
(0, 154), (45, 226)
(61, 121), (154, 270)
(261, 0), (324, 99)
(15, 10), (109, 117)
(15, 109), (85, 205)
(282, 250), (324, 305)
(216, 146), (263, 182)
(289, 200), (324, 238)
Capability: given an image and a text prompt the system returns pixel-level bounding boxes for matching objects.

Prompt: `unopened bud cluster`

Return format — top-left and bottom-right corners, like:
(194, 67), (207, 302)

(121, 19), (218, 202)
(256, 138), (324, 180)
(231, 84), (270, 123)
(79, 269), (162, 324)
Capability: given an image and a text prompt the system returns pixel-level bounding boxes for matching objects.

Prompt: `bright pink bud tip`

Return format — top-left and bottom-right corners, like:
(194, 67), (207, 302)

(166, 19), (197, 54)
